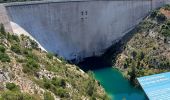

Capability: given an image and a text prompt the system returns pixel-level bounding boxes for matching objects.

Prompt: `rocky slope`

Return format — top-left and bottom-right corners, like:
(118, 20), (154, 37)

(0, 24), (108, 100)
(115, 5), (170, 86)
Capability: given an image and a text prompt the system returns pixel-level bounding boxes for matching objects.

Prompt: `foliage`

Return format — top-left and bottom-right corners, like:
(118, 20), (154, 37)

(138, 21), (154, 32)
(42, 77), (69, 98)
(6, 82), (19, 91)
(116, 6), (170, 87)
(43, 91), (54, 100)
(0, 45), (5, 53)
(22, 59), (40, 75)
(0, 23), (108, 99)
(30, 39), (38, 49)
(0, 38), (10, 63)
(25, 50), (38, 61)
(11, 44), (21, 54)
(0, 52), (10, 62)
(150, 10), (166, 22)
(161, 20), (170, 37)
(46, 52), (54, 59)
(163, 4), (170, 11)
(1, 91), (37, 100)
(0, 24), (5, 35)
(150, 10), (158, 19)
(2, 82), (37, 100)
(156, 13), (167, 22)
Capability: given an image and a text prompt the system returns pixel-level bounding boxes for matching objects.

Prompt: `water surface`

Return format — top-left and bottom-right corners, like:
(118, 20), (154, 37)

(93, 67), (146, 100)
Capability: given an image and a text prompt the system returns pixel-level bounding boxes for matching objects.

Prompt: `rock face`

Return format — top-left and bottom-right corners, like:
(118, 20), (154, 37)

(0, 0), (169, 61)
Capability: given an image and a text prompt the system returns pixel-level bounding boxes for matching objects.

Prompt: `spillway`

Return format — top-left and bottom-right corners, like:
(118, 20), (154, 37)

(0, 0), (169, 61)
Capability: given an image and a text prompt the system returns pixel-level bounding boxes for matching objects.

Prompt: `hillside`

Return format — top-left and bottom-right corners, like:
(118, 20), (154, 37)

(115, 5), (170, 86)
(0, 25), (109, 100)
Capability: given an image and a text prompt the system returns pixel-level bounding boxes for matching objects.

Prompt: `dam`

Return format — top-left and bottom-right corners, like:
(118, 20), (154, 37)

(0, 0), (169, 61)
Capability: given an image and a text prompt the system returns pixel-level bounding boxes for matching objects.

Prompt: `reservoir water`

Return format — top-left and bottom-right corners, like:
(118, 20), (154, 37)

(93, 67), (147, 100)
(78, 55), (147, 100)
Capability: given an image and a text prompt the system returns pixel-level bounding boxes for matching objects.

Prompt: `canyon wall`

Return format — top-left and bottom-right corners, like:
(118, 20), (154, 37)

(0, 0), (169, 61)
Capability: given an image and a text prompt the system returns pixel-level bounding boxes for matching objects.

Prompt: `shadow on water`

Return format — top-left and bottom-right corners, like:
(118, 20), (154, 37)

(77, 26), (139, 71)
(75, 26), (148, 100)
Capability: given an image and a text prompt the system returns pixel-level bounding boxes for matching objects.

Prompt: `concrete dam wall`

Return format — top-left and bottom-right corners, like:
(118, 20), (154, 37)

(0, 0), (169, 61)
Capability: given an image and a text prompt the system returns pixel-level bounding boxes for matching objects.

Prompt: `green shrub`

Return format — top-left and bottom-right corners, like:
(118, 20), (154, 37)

(11, 35), (20, 42)
(44, 92), (55, 100)
(6, 82), (19, 91)
(42, 78), (69, 98)
(150, 10), (158, 18)
(7, 33), (20, 42)
(46, 52), (54, 59)
(11, 44), (21, 54)
(0, 24), (5, 35)
(156, 13), (167, 22)
(25, 51), (38, 61)
(139, 21), (154, 31)
(22, 59), (40, 75)
(161, 24), (169, 30)
(51, 77), (66, 88)
(0, 45), (6, 53)
(164, 4), (170, 10)
(1, 91), (36, 100)
(43, 80), (51, 89)
(161, 29), (170, 37)
(45, 65), (59, 72)
(56, 87), (69, 98)
(30, 39), (38, 49)
(0, 52), (10, 62)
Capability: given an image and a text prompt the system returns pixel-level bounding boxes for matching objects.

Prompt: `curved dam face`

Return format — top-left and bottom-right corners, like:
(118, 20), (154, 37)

(0, 0), (168, 61)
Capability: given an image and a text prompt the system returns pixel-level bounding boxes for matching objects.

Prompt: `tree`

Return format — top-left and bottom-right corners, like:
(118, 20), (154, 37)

(129, 62), (137, 85)
(0, 23), (5, 35)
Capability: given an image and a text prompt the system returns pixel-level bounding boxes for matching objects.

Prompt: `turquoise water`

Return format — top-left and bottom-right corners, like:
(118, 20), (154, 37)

(93, 67), (146, 100)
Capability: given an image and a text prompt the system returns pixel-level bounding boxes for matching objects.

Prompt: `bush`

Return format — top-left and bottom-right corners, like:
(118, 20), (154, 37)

(30, 39), (38, 49)
(150, 10), (158, 18)
(0, 23), (5, 35)
(6, 82), (19, 91)
(1, 91), (37, 100)
(43, 80), (51, 89)
(44, 92), (55, 100)
(56, 87), (69, 98)
(42, 78), (69, 98)
(25, 51), (38, 61)
(45, 65), (59, 72)
(0, 45), (6, 53)
(0, 52), (10, 62)
(51, 77), (66, 88)
(22, 59), (40, 75)
(7, 33), (20, 42)
(164, 4), (170, 10)
(46, 52), (54, 59)
(156, 13), (167, 22)
(11, 44), (21, 54)
(161, 29), (170, 37)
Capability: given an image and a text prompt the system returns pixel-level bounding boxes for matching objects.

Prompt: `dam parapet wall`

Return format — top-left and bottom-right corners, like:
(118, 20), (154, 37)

(0, 0), (170, 61)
